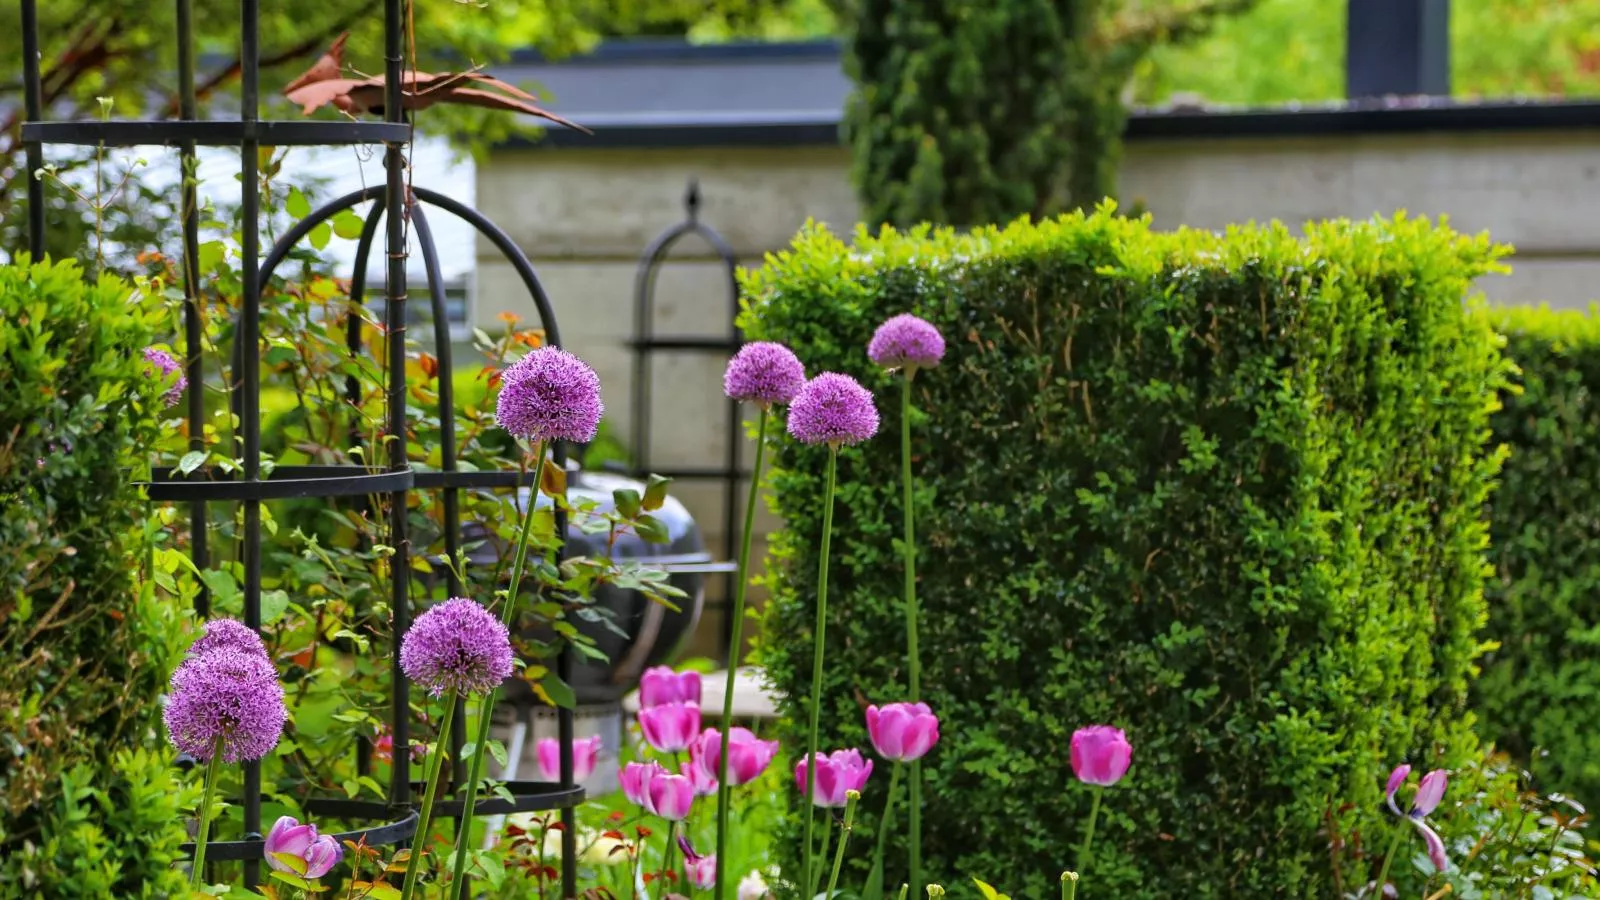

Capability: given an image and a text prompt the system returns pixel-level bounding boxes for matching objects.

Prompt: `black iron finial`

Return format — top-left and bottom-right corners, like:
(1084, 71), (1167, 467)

(684, 177), (701, 222)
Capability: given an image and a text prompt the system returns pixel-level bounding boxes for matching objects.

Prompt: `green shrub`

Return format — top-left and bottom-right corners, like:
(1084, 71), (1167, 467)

(1474, 305), (1600, 812)
(742, 210), (1510, 897)
(0, 257), (192, 897)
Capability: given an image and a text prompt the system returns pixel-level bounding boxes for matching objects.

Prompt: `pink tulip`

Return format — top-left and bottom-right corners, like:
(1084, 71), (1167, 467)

(265, 815), (343, 879)
(647, 771), (695, 821)
(620, 761), (665, 811)
(682, 754), (718, 797)
(639, 665), (702, 708)
(1070, 726), (1132, 787)
(794, 749), (874, 808)
(1413, 770), (1448, 818)
(865, 702), (940, 762)
(638, 701), (701, 753)
(692, 726), (780, 787)
(677, 834), (718, 890)
(537, 735), (603, 782)
(1384, 765), (1450, 871)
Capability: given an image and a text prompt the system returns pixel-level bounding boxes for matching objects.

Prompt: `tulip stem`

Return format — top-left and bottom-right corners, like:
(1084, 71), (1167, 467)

(1373, 824), (1406, 897)
(867, 762), (906, 894)
(400, 695), (457, 900)
(899, 373), (924, 895)
(1076, 786), (1103, 889)
(661, 820), (678, 894)
(802, 445), (840, 897)
(448, 440), (547, 898)
(810, 811), (835, 900)
(716, 408), (769, 899)
(189, 736), (224, 891)
(825, 792), (860, 900)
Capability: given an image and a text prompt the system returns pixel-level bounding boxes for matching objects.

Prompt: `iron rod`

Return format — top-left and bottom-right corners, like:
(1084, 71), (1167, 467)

(239, 0), (263, 887)
(20, 0), (45, 257)
(176, 0), (209, 617)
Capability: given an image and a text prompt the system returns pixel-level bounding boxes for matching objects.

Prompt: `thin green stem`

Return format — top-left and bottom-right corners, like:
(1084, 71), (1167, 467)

(810, 810), (835, 900)
(899, 373), (923, 893)
(1063, 871), (1078, 900)
(1076, 786), (1104, 888)
(661, 820), (679, 891)
(448, 439), (547, 897)
(1373, 822), (1407, 898)
(868, 763), (906, 892)
(802, 446), (840, 896)
(189, 736), (224, 891)
(716, 406), (770, 898)
(399, 695), (457, 900)
(825, 792), (861, 900)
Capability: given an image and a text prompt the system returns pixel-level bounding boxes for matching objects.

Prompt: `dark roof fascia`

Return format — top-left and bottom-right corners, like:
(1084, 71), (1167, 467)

(504, 38), (842, 67)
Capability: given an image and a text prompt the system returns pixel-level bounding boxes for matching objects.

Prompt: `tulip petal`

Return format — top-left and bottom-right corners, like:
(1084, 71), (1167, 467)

(1384, 764), (1411, 817)
(1412, 819), (1448, 872)
(1412, 770), (1448, 818)
(303, 834), (343, 879)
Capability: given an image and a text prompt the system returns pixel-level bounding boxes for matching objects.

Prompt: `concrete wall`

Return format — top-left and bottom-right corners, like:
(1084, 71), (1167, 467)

(476, 129), (1600, 657)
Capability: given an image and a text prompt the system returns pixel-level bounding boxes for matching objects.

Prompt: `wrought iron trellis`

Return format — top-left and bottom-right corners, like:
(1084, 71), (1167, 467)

(17, 0), (582, 894)
(627, 179), (745, 662)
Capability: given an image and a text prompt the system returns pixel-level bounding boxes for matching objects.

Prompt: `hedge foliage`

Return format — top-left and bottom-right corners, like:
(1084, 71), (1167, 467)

(742, 210), (1510, 897)
(1475, 306), (1600, 811)
(0, 258), (194, 897)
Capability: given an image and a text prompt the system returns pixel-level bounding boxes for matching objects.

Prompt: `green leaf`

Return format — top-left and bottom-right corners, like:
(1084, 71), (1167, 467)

(261, 589), (290, 625)
(613, 488), (642, 519)
(331, 208), (366, 240)
(488, 739), (509, 767)
(270, 864), (311, 885)
(308, 221), (332, 251)
(474, 849), (506, 887)
(285, 186), (311, 220)
(634, 514), (670, 544)
(972, 878), (1008, 900)
(539, 670), (577, 709)
(642, 474), (672, 511)
(359, 883), (401, 900)
(177, 450), (207, 475)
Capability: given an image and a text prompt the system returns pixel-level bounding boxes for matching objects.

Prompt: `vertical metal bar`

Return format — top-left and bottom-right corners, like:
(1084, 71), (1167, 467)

(176, 0), (209, 618)
(381, 0), (414, 819)
(20, 0), (45, 257)
(720, 253), (742, 664)
(239, 0), (264, 887)
(554, 443), (577, 898)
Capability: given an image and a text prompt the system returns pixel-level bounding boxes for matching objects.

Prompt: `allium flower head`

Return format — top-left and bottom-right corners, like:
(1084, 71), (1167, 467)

(868, 314), (945, 372)
(164, 648), (287, 763)
(723, 342), (806, 407)
(786, 372), (879, 447)
(191, 618), (267, 660)
(494, 346), (604, 443)
(399, 597), (514, 698)
(142, 347), (187, 407)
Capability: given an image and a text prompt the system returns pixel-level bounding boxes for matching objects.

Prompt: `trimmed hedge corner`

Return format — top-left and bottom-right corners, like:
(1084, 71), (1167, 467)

(0, 258), (193, 898)
(742, 210), (1510, 897)
(1476, 305), (1600, 811)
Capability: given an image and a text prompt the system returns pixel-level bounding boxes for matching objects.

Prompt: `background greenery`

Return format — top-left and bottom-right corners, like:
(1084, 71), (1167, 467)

(743, 209), (1511, 898)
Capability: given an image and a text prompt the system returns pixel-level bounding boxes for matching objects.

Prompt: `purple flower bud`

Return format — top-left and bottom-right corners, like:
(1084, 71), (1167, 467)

(494, 346), (604, 444)
(399, 597), (514, 698)
(786, 372), (879, 447)
(1070, 725), (1132, 787)
(265, 815), (343, 879)
(164, 648), (287, 763)
(142, 347), (187, 408)
(723, 342), (806, 407)
(677, 834), (718, 889)
(868, 314), (945, 372)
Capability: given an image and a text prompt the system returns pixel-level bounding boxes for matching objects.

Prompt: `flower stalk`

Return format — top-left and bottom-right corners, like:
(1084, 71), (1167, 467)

(898, 372), (924, 892)
(825, 790), (862, 900)
(802, 444), (841, 892)
(399, 696), (456, 900)
(189, 735), (225, 891)
(866, 762), (906, 894)
(1076, 786), (1104, 888)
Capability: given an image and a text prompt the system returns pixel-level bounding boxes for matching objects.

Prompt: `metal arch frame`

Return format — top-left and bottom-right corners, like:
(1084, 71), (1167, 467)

(628, 178), (747, 664)
(16, 1), (580, 894)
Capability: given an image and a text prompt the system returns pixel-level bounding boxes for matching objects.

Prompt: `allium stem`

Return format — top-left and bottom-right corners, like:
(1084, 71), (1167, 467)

(825, 791), (861, 900)
(449, 440), (547, 898)
(400, 695), (457, 900)
(189, 736), (224, 891)
(802, 445), (840, 894)
(865, 762), (905, 897)
(1373, 823), (1407, 897)
(899, 373), (924, 893)
(715, 405), (770, 899)
(1076, 785), (1104, 891)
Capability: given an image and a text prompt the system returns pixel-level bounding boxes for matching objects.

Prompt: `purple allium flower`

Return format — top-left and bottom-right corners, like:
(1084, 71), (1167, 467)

(399, 597), (514, 698)
(164, 648), (287, 763)
(494, 346), (604, 443)
(191, 618), (268, 660)
(142, 347), (187, 408)
(786, 373), (880, 447)
(868, 314), (945, 372)
(723, 342), (806, 407)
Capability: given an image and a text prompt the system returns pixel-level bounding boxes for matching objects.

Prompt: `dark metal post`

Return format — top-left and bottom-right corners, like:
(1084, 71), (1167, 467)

(20, 0), (45, 257)
(176, 0), (209, 617)
(1346, 0), (1450, 98)
(239, 0), (264, 887)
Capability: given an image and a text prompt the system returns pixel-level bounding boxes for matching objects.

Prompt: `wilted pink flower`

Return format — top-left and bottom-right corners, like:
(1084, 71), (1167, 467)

(724, 341), (806, 407)
(638, 701), (701, 753)
(537, 735), (603, 782)
(620, 761), (665, 810)
(866, 702), (940, 762)
(1070, 726), (1132, 787)
(693, 726), (779, 787)
(1385, 765), (1449, 872)
(142, 346), (187, 407)
(495, 346), (604, 443)
(638, 666), (702, 708)
(868, 313), (945, 372)
(647, 771), (695, 821)
(265, 815), (342, 879)
(677, 834), (718, 890)
(787, 372), (879, 447)
(795, 749), (873, 808)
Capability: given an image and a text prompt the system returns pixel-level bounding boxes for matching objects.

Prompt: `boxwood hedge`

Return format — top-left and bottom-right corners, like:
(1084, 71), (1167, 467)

(742, 210), (1510, 897)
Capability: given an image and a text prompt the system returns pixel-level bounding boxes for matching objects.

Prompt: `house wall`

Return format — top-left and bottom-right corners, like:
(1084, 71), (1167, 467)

(475, 128), (1600, 658)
